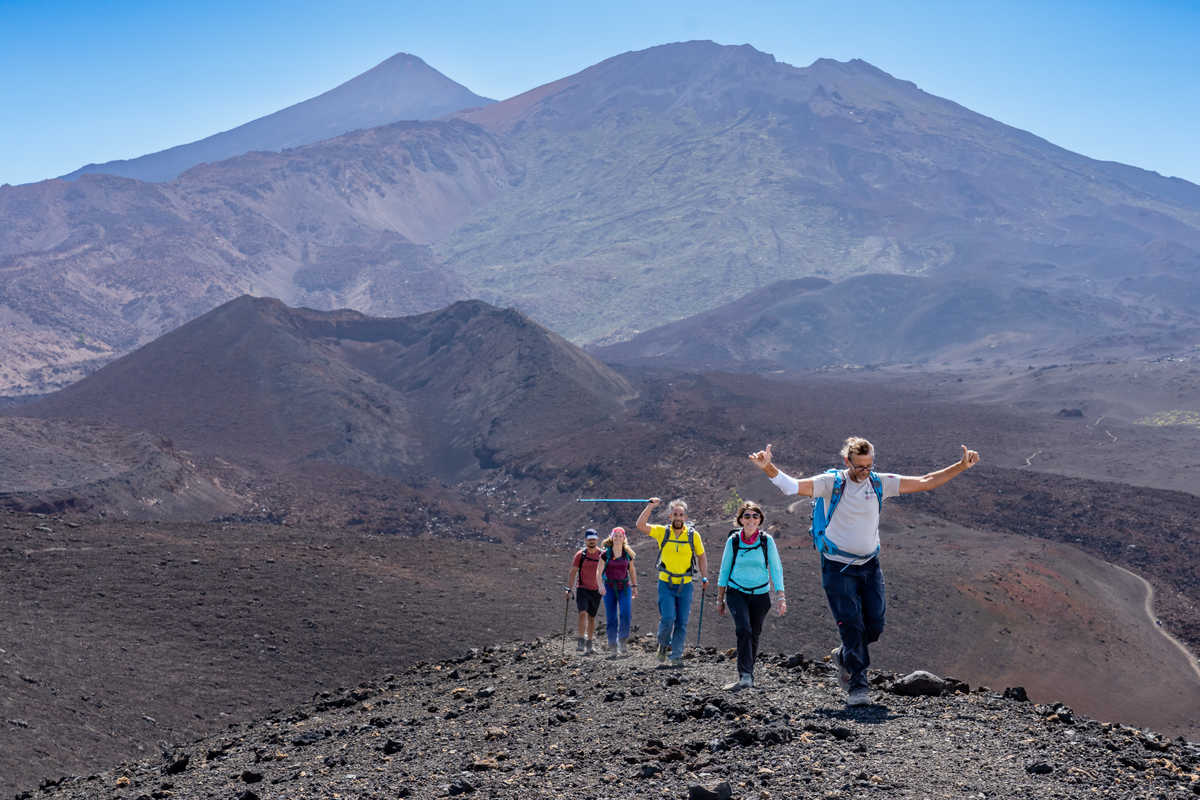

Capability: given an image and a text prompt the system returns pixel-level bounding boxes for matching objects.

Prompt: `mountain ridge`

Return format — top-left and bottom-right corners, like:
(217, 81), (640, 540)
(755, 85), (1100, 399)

(4, 41), (1200, 394)
(0, 119), (516, 395)
(58, 53), (494, 183)
(591, 273), (1200, 369)
(440, 41), (1200, 349)
(21, 295), (634, 481)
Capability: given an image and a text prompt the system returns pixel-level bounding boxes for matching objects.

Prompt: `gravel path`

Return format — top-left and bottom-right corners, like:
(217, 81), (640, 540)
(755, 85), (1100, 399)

(1111, 563), (1200, 682)
(23, 636), (1200, 800)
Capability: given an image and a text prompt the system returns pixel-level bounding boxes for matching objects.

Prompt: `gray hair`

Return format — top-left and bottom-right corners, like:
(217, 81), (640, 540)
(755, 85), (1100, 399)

(667, 499), (688, 514)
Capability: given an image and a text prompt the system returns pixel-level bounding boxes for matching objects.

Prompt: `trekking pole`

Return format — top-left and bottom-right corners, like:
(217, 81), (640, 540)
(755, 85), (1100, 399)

(560, 586), (571, 660)
(576, 498), (652, 503)
(695, 580), (707, 648)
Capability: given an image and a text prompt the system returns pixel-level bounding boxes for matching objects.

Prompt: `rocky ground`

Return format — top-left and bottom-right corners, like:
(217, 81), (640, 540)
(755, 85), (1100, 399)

(5, 350), (1200, 799)
(21, 636), (1199, 800)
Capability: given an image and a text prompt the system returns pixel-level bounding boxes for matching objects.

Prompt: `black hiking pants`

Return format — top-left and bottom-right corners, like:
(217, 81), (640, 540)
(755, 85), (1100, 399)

(725, 588), (772, 677)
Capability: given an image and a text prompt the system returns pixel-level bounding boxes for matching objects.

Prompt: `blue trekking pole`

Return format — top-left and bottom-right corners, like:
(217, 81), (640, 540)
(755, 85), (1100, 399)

(576, 498), (652, 503)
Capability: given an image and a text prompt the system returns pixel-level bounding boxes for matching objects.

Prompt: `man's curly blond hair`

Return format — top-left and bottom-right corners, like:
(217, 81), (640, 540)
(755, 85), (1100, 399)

(840, 436), (875, 460)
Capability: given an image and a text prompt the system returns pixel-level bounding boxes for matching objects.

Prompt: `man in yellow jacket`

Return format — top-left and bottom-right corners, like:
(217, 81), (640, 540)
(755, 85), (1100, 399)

(636, 497), (709, 666)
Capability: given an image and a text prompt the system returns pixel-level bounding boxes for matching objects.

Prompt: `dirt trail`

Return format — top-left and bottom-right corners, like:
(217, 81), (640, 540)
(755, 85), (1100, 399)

(1112, 563), (1200, 682)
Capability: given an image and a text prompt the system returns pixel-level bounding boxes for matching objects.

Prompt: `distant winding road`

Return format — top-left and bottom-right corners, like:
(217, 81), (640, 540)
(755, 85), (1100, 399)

(1112, 563), (1200, 682)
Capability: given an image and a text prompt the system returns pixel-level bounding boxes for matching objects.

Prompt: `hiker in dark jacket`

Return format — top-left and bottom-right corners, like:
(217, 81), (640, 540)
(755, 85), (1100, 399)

(749, 437), (979, 706)
(600, 526), (638, 655)
(567, 529), (606, 654)
(717, 501), (786, 689)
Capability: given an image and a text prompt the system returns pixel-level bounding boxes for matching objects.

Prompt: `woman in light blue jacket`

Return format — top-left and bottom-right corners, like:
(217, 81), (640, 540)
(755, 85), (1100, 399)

(716, 501), (787, 689)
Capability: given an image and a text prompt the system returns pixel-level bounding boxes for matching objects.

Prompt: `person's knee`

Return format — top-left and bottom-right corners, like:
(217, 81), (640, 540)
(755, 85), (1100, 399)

(835, 618), (866, 640)
(830, 602), (864, 625)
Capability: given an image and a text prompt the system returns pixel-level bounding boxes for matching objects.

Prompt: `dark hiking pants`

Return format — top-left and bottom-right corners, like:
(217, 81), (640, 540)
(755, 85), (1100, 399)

(725, 588), (772, 678)
(821, 555), (885, 691)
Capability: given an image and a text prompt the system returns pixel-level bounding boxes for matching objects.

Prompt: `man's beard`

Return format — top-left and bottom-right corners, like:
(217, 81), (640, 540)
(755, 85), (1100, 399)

(671, 520), (684, 529)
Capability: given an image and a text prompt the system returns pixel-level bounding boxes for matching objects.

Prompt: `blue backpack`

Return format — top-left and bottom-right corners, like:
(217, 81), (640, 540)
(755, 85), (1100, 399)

(810, 468), (883, 562)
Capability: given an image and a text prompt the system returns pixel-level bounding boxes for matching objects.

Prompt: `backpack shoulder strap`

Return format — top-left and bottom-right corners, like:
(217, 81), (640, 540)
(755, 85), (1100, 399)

(828, 469), (847, 520)
(868, 471), (884, 512)
(656, 527), (669, 561)
(656, 525), (697, 577)
(726, 530), (741, 574)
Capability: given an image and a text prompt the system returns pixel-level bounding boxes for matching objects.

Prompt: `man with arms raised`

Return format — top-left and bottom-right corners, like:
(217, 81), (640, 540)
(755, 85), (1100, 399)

(749, 437), (980, 706)
(636, 498), (709, 666)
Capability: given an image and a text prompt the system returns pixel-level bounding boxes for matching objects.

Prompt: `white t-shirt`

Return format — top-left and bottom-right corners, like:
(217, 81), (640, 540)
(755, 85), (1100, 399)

(811, 470), (901, 564)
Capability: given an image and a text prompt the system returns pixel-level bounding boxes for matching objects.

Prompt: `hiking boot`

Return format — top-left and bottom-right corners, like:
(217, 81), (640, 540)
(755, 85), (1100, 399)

(668, 658), (684, 668)
(831, 646), (850, 693)
(847, 688), (871, 707)
(617, 639), (628, 656)
(656, 644), (668, 663)
(584, 639), (594, 655)
(739, 672), (754, 689)
(576, 637), (586, 654)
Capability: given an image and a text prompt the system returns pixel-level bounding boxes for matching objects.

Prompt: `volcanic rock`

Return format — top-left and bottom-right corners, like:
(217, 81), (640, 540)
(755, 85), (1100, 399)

(891, 669), (950, 696)
(18, 637), (1198, 799)
(688, 782), (733, 800)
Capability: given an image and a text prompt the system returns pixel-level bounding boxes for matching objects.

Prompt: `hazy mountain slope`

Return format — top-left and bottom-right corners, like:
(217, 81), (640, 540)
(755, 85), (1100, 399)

(0, 120), (516, 395)
(6, 41), (1200, 395)
(59, 53), (494, 183)
(592, 272), (1192, 369)
(21, 296), (634, 480)
(445, 41), (1200, 350)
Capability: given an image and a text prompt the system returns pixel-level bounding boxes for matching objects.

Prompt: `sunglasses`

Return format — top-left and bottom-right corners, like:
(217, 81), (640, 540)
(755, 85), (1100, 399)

(740, 511), (762, 519)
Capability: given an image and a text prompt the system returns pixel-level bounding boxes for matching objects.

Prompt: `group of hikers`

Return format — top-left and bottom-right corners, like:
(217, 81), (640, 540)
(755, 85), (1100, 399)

(565, 436), (980, 705)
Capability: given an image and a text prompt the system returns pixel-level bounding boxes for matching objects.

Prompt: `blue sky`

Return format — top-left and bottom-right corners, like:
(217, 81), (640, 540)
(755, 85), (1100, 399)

(2, 0), (1198, 186)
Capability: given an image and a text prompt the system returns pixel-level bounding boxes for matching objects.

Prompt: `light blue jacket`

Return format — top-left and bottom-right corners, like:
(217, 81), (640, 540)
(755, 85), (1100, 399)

(717, 531), (784, 595)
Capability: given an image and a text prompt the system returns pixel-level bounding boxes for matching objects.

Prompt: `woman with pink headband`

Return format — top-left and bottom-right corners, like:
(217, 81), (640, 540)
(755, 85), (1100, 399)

(600, 526), (638, 656)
